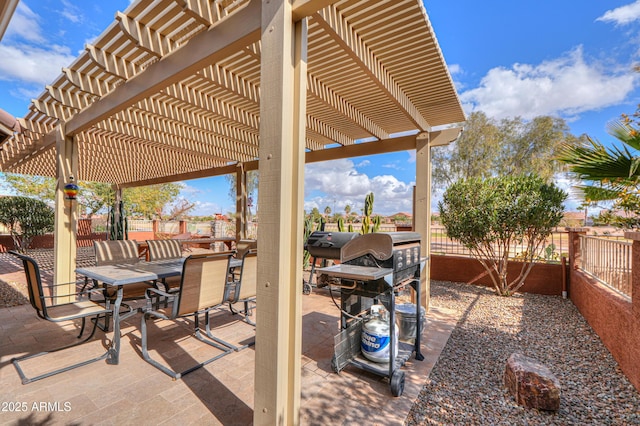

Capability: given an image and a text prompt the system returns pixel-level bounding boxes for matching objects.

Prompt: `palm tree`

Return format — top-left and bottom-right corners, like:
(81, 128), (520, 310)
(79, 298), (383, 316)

(558, 115), (640, 226)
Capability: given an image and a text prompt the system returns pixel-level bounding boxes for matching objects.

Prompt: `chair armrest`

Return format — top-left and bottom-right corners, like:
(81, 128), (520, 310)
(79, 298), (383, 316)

(45, 281), (104, 303)
(142, 287), (179, 318)
(145, 287), (173, 300)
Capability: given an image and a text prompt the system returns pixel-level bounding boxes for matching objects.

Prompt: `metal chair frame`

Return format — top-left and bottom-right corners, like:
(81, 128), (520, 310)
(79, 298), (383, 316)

(9, 251), (112, 384)
(207, 249), (257, 351)
(145, 239), (183, 297)
(140, 252), (235, 380)
(92, 240), (154, 330)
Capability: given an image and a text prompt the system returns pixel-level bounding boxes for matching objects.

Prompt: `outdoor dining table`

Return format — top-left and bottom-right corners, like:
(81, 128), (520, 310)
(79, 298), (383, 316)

(75, 259), (184, 364)
(75, 257), (244, 364)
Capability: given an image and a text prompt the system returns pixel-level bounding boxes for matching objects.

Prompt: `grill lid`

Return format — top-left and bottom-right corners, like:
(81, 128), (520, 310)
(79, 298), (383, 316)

(340, 232), (422, 263)
(304, 231), (359, 259)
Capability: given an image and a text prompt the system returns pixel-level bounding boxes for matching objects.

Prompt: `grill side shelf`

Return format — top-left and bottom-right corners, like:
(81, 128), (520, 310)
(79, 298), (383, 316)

(317, 264), (394, 282)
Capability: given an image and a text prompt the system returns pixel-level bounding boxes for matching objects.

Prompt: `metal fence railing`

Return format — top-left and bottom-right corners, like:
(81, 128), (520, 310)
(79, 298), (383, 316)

(429, 225), (570, 263)
(128, 219), (154, 232)
(579, 235), (632, 299)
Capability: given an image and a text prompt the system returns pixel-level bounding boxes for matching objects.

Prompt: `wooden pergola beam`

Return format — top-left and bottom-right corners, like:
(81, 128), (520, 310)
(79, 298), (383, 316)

(116, 134), (421, 188)
(65, 0), (338, 138)
(313, 4), (431, 131)
(64, 0), (262, 136)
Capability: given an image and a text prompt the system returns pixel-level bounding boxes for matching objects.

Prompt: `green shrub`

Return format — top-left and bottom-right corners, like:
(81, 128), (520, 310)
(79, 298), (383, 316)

(438, 175), (566, 296)
(0, 196), (54, 252)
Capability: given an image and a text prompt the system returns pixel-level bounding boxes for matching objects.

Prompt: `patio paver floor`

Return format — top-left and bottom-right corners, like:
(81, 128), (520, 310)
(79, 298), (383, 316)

(0, 252), (456, 425)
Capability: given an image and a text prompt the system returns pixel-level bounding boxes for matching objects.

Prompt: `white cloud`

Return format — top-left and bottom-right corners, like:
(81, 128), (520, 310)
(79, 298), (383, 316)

(597, 1), (640, 25)
(0, 2), (77, 89)
(448, 64), (462, 75)
(60, 0), (82, 24)
(305, 159), (371, 197)
(0, 44), (74, 85)
(4, 3), (45, 43)
(303, 159), (414, 215)
(460, 47), (637, 120)
(191, 200), (223, 216)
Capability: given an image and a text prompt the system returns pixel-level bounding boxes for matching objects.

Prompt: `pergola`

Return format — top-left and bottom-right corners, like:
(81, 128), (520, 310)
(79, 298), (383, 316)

(0, 0), (464, 423)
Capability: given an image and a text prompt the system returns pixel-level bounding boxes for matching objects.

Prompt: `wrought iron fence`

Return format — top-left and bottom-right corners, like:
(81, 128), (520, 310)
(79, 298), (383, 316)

(579, 235), (632, 299)
(128, 219), (154, 232)
(429, 225), (570, 263)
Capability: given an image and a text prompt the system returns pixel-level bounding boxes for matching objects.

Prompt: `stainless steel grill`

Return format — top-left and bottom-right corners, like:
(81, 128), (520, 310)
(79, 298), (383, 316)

(316, 231), (425, 397)
(340, 232), (421, 286)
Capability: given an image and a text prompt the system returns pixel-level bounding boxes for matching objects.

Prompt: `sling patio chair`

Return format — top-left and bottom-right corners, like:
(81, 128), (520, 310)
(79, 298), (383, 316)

(206, 249), (257, 351)
(93, 240), (155, 330)
(229, 239), (257, 281)
(9, 251), (112, 384)
(140, 252), (235, 380)
(146, 239), (183, 295)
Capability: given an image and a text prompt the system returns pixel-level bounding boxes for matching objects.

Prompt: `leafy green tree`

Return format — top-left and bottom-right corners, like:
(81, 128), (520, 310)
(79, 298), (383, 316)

(438, 175), (566, 296)
(3, 174), (113, 216)
(558, 112), (640, 228)
(123, 184), (183, 219)
(496, 115), (576, 179)
(0, 196), (55, 252)
(324, 206), (331, 220)
(2, 174), (185, 219)
(3, 173), (56, 203)
(309, 207), (323, 223)
(432, 112), (578, 188)
(81, 182), (114, 217)
(432, 111), (501, 187)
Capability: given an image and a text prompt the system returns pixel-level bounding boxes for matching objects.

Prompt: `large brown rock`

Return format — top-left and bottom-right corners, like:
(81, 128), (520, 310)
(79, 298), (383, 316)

(504, 353), (561, 411)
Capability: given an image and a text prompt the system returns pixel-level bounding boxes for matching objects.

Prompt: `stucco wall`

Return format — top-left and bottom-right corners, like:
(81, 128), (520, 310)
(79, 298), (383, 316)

(569, 269), (639, 391)
(431, 254), (564, 295)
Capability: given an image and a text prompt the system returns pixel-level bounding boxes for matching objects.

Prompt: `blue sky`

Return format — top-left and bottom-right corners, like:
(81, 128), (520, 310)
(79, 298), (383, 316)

(1, 1), (639, 216)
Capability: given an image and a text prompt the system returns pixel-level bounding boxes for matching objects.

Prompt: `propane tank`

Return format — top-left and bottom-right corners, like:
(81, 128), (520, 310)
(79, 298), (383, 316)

(361, 304), (398, 363)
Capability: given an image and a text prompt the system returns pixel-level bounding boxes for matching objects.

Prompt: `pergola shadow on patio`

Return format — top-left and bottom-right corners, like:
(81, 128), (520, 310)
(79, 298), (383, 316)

(0, 255), (458, 425)
(0, 0), (465, 422)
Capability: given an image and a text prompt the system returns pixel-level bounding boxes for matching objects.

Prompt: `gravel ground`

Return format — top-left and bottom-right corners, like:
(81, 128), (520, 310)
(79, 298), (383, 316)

(0, 279), (28, 307)
(406, 280), (640, 425)
(2, 261), (639, 423)
(0, 248), (96, 308)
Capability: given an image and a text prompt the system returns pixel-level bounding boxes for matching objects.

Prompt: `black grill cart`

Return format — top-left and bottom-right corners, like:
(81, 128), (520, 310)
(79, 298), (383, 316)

(317, 232), (426, 397)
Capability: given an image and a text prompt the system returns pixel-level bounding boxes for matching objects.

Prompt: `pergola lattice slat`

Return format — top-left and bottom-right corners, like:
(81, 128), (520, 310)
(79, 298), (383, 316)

(0, 0), (464, 187)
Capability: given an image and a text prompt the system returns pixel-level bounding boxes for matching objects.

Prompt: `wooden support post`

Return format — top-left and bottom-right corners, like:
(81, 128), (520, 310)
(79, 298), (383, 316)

(254, 2), (307, 423)
(415, 133), (430, 310)
(54, 124), (78, 297)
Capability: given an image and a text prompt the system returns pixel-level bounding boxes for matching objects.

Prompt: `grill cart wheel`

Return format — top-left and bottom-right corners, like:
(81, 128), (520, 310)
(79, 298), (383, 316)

(390, 370), (405, 397)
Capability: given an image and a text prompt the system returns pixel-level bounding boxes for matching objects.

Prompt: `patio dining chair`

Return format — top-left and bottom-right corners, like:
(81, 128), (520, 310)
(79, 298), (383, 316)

(146, 239), (183, 294)
(207, 249), (257, 351)
(140, 252), (235, 380)
(93, 240), (154, 329)
(8, 251), (111, 384)
(229, 239), (257, 281)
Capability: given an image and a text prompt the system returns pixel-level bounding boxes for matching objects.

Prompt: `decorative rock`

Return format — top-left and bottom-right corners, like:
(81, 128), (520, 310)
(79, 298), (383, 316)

(504, 353), (561, 411)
